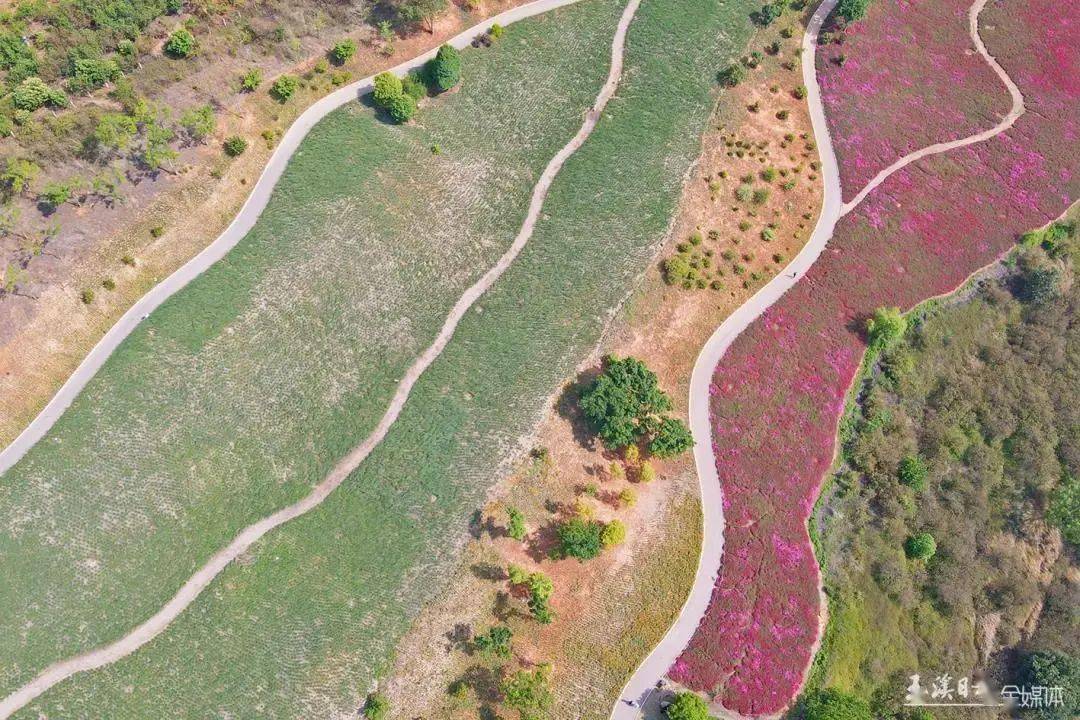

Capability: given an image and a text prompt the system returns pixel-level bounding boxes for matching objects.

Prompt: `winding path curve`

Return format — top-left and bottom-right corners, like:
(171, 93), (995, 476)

(0, 0), (640, 716)
(0, 0), (596, 477)
(612, 0), (1024, 714)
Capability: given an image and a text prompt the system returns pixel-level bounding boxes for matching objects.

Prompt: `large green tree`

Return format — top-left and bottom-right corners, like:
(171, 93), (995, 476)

(665, 691), (711, 720)
(579, 355), (673, 449)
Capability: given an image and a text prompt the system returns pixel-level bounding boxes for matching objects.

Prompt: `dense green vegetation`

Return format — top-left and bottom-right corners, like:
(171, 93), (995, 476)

(579, 355), (693, 456)
(665, 691), (712, 720)
(10, 0), (761, 714)
(1, 0), (624, 705)
(810, 216), (1080, 715)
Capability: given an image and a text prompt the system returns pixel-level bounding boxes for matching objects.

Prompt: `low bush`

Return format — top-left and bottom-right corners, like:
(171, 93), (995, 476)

(664, 691), (710, 720)
(330, 39), (357, 65)
(472, 624), (512, 658)
(240, 68), (262, 92)
(897, 455), (927, 491)
(270, 75), (300, 102)
(12, 77), (67, 111)
(223, 136), (248, 157)
(164, 29), (197, 58)
(904, 532), (936, 560)
(865, 306), (906, 348)
(600, 519), (626, 548)
(836, 0), (872, 23)
(507, 506), (526, 541)
(648, 416), (693, 458)
(556, 516), (603, 561)
(362, 693), (388, 720)
(801, 689), (871, 720)
(718, 63), (747, 87)
(180, 104), (216, 142)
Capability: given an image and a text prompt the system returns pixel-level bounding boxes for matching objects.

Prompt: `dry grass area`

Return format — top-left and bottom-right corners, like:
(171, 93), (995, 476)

(380, 10), (822, 718)
(0, 0), (524, 447)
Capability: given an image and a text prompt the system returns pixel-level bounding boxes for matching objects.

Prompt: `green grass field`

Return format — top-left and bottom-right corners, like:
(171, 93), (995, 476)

(5, 0), (758, 715)
(0, 0), (623, 699)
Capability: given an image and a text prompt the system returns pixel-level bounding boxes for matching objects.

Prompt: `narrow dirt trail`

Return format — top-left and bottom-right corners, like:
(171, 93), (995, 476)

(0, 1), (641, 717)
(612, 0), (1026, 714)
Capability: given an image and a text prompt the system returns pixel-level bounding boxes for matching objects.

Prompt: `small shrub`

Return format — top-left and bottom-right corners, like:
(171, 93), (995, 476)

(402, 72), (426, 100)
(489, 23), (504, 39)
(735, 184), (752, 202)
(556, 516), (604, 561)
(836, 0), (872, 23)
(801, 689), (872, 720)
(164, 29), (197, 58)
(507, 507), (526, 541)
(904, 532), (936, 560)
(501, 665), (553, 719)
(330, 70), (351, 86)
(638, 460), (656, 483)
(101, 278), (115, 290)
(866, 306), (906, 348)
(330, 39), (357, 65)
(761, 227), (776, 242)
(618, 488), (636, 507)
(776, 109), (790, 120)
(180, 104), (216, 142)
(150, 225), (165, 238)
(648, 417), (693, 458)
(751, 187), (770, 205)
(1047, 474), (1079, 546)
(80, 288), (95, 304)
(2, 158), (40, 195)
(223, 136), (248, 157)
(898, 455), (928, 491)
(121, 254), (136, 266)
(37, 181), (73, 212)
(12, 77), (67, 111)
(761, 167), (778, 182)
(472, 624), (512, 658)
(793, 84), (808, 99)
(718, 63), (747, 87)
(609, 461), (625, 482)
(665, 691), (711, 720)
(240, 68), (262, 91)
(270, 75), (300, 102)
(362, 693), (388, 720)
(600, 520), (626, 548)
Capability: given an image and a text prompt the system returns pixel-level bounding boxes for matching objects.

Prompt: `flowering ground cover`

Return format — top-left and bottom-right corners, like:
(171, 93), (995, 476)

(816, 0), (1013, 200)
(670, 0), (1079, 714)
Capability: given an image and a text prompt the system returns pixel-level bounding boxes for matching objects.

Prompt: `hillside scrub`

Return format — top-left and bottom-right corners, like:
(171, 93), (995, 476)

(813, 220), (1080, 709)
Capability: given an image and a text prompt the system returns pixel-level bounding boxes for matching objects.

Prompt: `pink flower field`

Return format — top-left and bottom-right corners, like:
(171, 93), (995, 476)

(670, 0), (1079, 715)
(816, 0), (1013, 200)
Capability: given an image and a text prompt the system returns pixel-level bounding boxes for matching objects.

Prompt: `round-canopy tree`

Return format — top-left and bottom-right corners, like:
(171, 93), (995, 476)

(579, 355), (673, 449)
(428, 43), (461, 92)
(904, 532), (936, 561)
(665, 691), (711, 720)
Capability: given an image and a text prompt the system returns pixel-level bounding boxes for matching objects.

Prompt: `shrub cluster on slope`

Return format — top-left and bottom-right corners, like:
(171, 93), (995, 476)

(812, 218), (1079, 714)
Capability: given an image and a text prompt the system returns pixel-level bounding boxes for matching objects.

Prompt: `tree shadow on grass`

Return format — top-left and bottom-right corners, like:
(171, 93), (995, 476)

(556, 369), (601, 450)
(525, 520), (562, 563)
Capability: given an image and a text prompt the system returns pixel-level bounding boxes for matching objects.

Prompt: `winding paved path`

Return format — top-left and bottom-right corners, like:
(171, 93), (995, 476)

(0, 0), (594, 477)
(611, 0), (1025, 714)
(0, 0), (640, 716)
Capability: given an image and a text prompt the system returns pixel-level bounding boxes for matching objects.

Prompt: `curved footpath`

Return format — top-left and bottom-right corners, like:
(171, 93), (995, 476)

(611, 0), (1025, 714)
(0, 0), (592, 477)
(0, 0), (640, 716)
